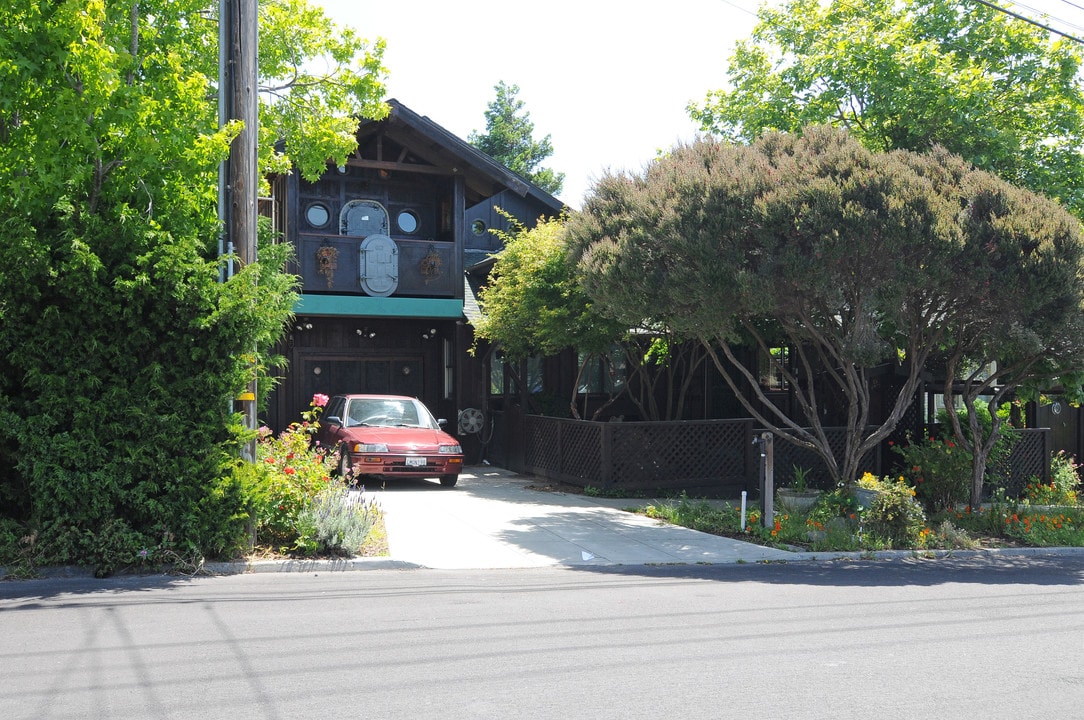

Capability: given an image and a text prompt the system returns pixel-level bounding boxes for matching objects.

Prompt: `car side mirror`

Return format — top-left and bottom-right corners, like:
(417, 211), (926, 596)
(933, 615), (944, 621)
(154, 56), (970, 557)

(437, 418), (447, 427)
(325, 415), (342, 425)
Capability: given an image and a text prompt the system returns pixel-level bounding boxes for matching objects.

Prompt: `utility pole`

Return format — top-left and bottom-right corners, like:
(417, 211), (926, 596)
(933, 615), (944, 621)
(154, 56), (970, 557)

(221, 0), (259, 460)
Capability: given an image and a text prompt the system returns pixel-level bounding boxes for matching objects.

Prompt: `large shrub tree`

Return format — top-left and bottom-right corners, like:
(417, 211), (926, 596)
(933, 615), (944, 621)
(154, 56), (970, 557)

(689, 0), (1084, 218)
(566, 127), (1084, 491)
(939, 174), (1084, 505)
(0, 0), (387, 571)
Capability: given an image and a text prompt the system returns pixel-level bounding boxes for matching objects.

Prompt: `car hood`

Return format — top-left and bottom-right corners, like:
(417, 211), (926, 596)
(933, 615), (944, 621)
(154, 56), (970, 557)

(341, 426), (459, 452)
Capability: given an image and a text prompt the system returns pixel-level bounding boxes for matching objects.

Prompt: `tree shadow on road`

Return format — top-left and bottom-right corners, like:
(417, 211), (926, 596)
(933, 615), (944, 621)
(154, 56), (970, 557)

(565, 552), (1084, 587)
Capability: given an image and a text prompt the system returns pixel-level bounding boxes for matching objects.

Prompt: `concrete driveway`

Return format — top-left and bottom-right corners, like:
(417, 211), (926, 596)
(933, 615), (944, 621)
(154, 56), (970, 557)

(366, 465), (800, 569)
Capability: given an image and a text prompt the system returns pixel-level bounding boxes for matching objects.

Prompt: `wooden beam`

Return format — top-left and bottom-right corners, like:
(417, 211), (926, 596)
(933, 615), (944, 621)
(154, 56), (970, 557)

(345, 157), (455, 176)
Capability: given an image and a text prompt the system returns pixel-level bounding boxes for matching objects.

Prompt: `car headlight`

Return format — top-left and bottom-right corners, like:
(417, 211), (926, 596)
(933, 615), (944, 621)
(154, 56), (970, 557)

(439, 444), (462, 454)
(352, 442), (388, 453)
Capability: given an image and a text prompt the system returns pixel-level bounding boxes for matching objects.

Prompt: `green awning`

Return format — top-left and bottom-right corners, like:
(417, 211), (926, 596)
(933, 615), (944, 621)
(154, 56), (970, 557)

(294, 294), (464, 319)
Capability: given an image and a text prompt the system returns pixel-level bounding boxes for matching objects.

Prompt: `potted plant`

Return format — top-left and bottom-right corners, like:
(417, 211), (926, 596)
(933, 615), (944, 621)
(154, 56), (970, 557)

(853, 471), (884, 508)
(776, 466), (821, 512)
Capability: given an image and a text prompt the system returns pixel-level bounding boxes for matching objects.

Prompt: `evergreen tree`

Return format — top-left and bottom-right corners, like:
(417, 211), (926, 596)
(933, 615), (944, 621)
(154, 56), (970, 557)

(469, 81), (565, 196)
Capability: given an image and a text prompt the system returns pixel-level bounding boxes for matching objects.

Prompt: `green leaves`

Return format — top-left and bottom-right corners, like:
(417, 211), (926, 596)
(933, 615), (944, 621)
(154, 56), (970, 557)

(258, 0), (389, 180)
(475, 215), (623, 361)
(691, 0), (1084, 218)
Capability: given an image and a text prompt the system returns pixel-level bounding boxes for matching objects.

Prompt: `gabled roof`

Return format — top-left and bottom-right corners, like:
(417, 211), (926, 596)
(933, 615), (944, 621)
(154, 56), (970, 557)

(348, 99), (565, 213)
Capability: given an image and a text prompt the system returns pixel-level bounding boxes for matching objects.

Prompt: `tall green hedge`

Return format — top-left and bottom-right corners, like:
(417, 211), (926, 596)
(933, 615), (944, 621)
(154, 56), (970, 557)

(0, 206), (297, 574)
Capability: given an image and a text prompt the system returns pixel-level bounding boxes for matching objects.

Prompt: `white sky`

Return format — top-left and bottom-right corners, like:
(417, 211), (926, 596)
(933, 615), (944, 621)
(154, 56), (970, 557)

(314, 0), (1084, 209)
(315, 0), (765, 207)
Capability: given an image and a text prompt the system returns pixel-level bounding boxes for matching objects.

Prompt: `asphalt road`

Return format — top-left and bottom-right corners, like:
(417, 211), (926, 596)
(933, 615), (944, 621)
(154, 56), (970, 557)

(2, 555), (1083, 719)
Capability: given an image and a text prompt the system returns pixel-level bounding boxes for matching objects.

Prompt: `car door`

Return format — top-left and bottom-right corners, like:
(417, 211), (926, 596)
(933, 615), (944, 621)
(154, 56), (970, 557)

(316, 396), (347, 449)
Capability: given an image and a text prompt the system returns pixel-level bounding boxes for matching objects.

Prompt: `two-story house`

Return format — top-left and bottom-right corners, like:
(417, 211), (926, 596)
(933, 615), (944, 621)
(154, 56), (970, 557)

(263, 100), (563, 450)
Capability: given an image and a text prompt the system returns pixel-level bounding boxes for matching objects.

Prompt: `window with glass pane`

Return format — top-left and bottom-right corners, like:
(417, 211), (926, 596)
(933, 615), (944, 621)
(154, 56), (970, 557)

(759, 347), (790, 390)
(489, 355), (505, 395)
(577, 346), (626, 393)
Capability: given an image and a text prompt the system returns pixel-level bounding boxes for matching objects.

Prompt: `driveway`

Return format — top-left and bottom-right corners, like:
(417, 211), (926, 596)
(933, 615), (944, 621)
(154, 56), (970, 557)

(366, 465), (799, 569)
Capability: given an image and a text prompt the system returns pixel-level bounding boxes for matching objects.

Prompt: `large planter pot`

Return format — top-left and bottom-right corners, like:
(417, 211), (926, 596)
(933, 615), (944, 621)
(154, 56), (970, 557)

(853, 487), (880, 508)
(776, 488), (823, 513)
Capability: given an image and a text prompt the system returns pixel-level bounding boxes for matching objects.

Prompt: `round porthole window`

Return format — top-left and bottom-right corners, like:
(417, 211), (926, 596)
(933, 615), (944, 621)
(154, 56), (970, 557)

(471, 219), (487, 236)
(305, 203), (330, 228)
(397, 210), (419, 234)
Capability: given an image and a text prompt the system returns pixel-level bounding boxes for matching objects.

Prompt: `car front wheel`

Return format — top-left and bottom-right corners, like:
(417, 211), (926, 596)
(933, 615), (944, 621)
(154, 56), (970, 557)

(439, 475), (458, 488)
(337, 449), (352, 480)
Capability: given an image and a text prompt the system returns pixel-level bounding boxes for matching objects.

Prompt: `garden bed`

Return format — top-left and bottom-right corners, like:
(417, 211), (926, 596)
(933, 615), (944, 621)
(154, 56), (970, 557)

(524, 480), (1082, 553)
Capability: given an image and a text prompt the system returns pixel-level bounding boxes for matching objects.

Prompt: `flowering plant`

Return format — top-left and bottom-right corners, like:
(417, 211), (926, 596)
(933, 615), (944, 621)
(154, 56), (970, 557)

(1023, 451), (1081, 506)
(235, 394), (343, 552)
(892, 434), (971, 510)
(859, 474), (928, 547)
(856, 471), (883, 490)
(298, 392), (329, 435)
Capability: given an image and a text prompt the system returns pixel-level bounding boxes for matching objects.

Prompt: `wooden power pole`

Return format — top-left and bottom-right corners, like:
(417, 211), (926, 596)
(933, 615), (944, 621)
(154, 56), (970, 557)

(221, 0), (259, 460)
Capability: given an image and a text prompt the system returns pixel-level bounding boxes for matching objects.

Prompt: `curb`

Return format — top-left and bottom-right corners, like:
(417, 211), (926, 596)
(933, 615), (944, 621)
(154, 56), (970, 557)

(5, 545), (1084, 580)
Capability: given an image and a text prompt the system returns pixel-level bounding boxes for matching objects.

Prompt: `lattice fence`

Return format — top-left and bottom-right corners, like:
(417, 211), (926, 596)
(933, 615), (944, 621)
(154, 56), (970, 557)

(1003, 428), (1050, 497)
(770, 427), (881, 491)
(524, 415), (603, 483)
(522, 417), (753, 494)
(607, 420), (751, 492)
(502, 414), (1052, 499)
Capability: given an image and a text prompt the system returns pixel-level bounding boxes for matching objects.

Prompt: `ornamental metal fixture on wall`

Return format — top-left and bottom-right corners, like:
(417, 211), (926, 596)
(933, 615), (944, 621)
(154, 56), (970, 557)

(420, 244), (443, 285)
(315, 244), (338, 288)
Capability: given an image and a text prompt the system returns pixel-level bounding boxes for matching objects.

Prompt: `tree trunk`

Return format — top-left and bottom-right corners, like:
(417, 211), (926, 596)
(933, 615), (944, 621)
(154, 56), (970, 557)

(970, 449), (988, 509)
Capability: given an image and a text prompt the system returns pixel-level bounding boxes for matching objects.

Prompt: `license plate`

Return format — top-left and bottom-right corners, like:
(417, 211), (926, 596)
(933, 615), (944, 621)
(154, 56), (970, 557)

(405, 456), (426, 467)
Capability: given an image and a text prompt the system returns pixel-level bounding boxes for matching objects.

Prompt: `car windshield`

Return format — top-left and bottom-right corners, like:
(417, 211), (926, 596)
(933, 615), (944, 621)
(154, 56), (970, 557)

(344, 398), (433, 428)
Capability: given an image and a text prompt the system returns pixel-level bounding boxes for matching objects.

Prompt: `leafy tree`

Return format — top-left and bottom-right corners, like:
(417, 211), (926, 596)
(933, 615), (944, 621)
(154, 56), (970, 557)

(469, 81), (565, 196)
(474, 216), (709, 421)
(0, 0), (386, 572)
(257, 0), (389, 180)
(567, 127), (1084, 488)
(689, 0), (1084, 217)
(473, 216), (625, 418)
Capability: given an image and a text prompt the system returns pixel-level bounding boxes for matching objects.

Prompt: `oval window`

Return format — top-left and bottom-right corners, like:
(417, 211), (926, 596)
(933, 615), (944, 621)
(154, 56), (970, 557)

(397, 210), (419, 234)
(305, 203), (330, 228)
(471, 219), (487, 236)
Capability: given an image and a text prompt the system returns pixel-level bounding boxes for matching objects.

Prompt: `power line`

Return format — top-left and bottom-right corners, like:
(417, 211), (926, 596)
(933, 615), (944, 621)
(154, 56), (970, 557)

(1008, 0), (1084, 34)
(716, 0), (759, 17)
(971, 0), (1084, 43)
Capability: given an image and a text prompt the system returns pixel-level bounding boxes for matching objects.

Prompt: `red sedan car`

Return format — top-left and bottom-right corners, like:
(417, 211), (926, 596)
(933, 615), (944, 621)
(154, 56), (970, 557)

(316, 394), (464, 487)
